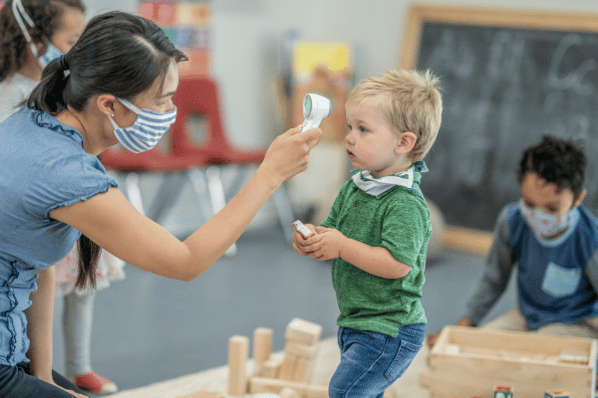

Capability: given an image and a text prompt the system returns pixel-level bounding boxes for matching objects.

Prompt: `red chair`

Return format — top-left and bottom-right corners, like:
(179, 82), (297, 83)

(171, 76), (266, 165)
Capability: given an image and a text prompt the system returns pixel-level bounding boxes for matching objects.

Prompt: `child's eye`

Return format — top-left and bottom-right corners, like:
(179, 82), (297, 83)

(360, 126), (368, 133)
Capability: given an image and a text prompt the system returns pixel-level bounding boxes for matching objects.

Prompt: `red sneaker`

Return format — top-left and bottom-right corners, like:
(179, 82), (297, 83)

(74, 372), (118, 395)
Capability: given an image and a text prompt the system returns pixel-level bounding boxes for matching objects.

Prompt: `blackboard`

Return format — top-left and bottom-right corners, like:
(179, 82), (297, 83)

(399, 5), (598, 231)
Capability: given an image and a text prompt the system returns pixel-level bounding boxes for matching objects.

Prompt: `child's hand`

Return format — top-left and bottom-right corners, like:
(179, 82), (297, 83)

(292, 223), (317, 256)
(303, 227), (346, 261)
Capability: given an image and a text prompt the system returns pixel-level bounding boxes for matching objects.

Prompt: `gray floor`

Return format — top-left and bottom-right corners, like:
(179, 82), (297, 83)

(50, 172), (518, 395)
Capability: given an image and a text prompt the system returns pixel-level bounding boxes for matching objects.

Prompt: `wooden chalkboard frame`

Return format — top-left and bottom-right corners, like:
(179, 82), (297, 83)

(398, 4), (598, 255)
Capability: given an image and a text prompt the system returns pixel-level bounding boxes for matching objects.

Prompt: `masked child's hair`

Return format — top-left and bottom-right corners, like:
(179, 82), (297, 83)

(518, 136), (586, 199)
(347, 69), (442, 161)
(0, 0), (86, 82)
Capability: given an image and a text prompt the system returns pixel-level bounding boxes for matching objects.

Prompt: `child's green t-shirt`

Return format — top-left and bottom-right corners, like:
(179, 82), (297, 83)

(321, 171), (431, 337)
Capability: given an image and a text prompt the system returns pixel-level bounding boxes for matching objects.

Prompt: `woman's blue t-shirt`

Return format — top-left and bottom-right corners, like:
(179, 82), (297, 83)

(0, 108), (117, 365)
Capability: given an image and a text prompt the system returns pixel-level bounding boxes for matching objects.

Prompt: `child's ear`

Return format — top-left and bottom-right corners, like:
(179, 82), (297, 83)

(574, 189), (587, 207)
(395, 132), (417, 155)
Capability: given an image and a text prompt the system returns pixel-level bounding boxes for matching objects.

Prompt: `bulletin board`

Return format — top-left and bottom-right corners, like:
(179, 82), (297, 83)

(138, 0), (211, 76)
(399, 4), (598, 252)
(290, 41), (352, 144)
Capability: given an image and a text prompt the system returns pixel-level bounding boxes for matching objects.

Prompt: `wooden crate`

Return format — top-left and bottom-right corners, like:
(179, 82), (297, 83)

(423, 326), (597, 398)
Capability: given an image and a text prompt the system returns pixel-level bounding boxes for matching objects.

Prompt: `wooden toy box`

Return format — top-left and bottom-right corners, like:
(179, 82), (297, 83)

(422, 326), (597, 398)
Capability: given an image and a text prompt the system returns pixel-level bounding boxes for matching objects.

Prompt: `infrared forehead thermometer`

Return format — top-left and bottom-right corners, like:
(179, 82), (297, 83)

(301, 93), (332, 132)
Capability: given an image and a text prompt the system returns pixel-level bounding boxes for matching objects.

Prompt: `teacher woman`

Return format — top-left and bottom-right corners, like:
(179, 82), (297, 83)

(0, 11), (321, 398)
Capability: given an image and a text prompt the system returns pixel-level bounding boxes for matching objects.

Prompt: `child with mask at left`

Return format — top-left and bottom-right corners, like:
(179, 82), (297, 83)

(0, 1), (121, 394)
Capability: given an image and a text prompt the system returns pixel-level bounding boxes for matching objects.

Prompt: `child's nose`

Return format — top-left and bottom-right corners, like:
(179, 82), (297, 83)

(345, 129), (355, 144)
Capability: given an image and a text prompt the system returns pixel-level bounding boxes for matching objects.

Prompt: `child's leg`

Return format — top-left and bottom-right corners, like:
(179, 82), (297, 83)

(63, 291), (95, 377)
(329, 325), (425, 398)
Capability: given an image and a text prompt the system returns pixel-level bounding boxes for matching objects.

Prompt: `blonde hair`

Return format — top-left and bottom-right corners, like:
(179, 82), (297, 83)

(347, 69), (442, 161)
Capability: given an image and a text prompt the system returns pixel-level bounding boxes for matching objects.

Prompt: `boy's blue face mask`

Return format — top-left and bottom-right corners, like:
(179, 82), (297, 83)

(518, 199), (576, 239)
(12, 0), (65, 69)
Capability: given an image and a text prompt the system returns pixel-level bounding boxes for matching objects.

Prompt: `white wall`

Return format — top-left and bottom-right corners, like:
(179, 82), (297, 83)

(87, 0), (598, 230)
(87, 0), (598, 149)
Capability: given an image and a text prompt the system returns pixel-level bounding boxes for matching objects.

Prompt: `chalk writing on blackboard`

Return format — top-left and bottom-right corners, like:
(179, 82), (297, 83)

(410, 20), (598, 230)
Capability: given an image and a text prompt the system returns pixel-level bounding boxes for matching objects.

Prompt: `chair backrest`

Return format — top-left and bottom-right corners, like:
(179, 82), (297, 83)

(172, 76), (230, 161)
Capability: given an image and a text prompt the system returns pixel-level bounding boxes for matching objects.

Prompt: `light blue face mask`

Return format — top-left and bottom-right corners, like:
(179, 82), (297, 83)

(108, 98), (177, 153)
(518, 199), (576, 239)
(12, 0), (65, 68)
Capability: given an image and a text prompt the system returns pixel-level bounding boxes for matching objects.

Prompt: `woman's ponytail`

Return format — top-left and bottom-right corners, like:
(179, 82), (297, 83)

(26, 55), (70, 114)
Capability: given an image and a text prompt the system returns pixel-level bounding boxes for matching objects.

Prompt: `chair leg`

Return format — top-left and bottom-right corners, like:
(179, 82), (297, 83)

(271, 182), (295, 242)
(203, 166), (237, 257)
(146, 173), (188, 225)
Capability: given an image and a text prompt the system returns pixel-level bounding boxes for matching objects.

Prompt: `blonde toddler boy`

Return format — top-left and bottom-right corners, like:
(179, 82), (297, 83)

(292, 69), (442, 398)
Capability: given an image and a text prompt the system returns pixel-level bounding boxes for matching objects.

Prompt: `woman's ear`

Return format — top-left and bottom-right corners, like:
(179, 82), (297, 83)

(395, 132), (417, 155)
(95, 94), (117, 117)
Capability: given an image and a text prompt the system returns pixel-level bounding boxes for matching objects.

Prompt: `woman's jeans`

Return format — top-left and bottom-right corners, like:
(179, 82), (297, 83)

(329, 324), (426, 398)
(0, 362), (86, 397)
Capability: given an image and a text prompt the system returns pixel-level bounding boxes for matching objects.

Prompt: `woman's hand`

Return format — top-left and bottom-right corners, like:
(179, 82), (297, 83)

(259, 125), (322, 187)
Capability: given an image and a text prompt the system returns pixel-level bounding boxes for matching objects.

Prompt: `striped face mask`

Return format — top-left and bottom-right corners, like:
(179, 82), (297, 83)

(109, 98), (177, 153)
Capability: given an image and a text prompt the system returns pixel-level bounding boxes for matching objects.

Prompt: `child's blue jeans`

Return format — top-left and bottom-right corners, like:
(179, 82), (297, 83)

(329, 324), (426, 398)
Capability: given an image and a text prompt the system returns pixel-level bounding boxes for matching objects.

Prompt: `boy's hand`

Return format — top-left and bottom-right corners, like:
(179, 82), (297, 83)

(302, 227), (346, 261)
(292, 223), (317, 256)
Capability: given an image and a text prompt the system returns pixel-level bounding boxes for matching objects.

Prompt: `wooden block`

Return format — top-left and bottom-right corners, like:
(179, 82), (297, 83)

(305, 384), (328, 398)
(177, 392), (225, 398)
(279, 354), (298, 380)
(493, 384), (513, 398)
(292, 220), (315, 239)
(249, 377), (307, 395)
(178, 392), (225, 398)
(285, 318), (322, 346)
(280, 387), (302, 398)
(545, 389), (570, 398)
(292, 357), (312, 383)
(227, 335), (249, 396)
(285, 341), (319, 359)
(261, 356), (283, 379)
(253, 328), (273, 376)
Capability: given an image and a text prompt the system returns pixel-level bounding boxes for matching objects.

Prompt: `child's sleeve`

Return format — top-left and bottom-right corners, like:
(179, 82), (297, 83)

(380, 196), (429, 270)
(462, 206), (515, 326)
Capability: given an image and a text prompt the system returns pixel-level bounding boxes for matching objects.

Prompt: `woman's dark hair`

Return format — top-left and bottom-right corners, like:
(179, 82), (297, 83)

(27, 11), (187, 289)
(0, 0), (86, 82)
(518, 136), (586, 199)
(27, 10), (187, 114)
